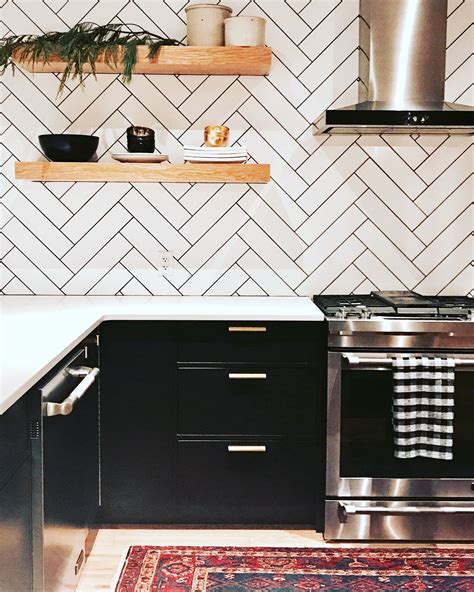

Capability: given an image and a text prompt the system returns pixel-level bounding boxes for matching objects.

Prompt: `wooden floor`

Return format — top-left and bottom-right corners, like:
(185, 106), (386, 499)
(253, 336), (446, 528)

(77, 527), (472, 591)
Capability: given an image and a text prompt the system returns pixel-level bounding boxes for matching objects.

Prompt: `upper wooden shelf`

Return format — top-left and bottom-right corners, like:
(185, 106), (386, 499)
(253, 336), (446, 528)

(15, 162), (270, 184)
(13, 46), (272, 76)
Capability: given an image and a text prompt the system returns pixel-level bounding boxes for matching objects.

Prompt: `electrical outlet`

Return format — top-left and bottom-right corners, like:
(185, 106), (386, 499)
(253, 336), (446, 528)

(157, 251), (174, 275)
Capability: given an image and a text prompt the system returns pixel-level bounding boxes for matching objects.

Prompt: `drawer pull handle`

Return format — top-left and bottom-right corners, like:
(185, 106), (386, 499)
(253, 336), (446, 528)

(227, 445), (267, 453)
(228, 326), (267, 333)
(228, 373), (267, 380)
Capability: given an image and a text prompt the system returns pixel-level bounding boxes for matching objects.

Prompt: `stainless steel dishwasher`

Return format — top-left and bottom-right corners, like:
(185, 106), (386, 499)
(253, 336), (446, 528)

(31, 336), (99, 592)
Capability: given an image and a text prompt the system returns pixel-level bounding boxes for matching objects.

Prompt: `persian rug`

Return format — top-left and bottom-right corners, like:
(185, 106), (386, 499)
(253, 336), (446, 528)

(115, 545), (474, 591)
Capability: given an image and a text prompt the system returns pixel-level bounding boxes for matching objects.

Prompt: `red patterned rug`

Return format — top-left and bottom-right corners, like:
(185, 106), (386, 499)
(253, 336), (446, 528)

(115, 546), (474, 591)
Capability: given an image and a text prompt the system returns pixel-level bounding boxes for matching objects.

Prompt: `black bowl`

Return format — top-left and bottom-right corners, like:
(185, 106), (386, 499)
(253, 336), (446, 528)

(39, 134), (99, 162)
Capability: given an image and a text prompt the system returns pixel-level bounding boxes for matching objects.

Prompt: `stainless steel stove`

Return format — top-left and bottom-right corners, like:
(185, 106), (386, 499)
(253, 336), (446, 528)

(313, 291), (474, 542)
(314, 291), (474, 320)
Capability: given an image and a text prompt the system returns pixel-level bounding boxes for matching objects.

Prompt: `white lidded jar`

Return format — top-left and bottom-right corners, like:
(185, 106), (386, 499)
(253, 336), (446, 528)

(224, 16), (266, 46)
(185, 3), (232, 47)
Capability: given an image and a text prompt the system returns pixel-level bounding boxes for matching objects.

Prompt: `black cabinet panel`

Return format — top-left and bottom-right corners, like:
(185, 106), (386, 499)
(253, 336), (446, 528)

(178, 439), (318, 524)
(0, 459), (32, 592)
(99, 322), (177, 523)
(178, 322), (317, 363)
(99, 320), (325, 528)
(178, 367), (317, 436)
(0, 396), (29, 488)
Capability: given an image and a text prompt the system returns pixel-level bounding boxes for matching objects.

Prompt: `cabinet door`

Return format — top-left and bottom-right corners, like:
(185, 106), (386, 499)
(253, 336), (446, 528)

(0, 459), (32, 592)
(99, 322), (177, 523)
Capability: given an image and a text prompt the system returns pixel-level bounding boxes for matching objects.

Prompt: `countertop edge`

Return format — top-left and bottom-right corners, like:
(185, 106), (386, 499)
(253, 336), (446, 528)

(1, 299), (325, 414)
(0, 318), (102, 415)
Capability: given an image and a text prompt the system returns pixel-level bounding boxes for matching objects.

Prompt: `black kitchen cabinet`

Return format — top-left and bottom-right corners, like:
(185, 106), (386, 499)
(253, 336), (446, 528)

(177, 321), (325, 528)
(99, 320), (325, 528)
(98, 322), (178, 523)
(0, 396), (32, 592)
(0, 459), (32, 592)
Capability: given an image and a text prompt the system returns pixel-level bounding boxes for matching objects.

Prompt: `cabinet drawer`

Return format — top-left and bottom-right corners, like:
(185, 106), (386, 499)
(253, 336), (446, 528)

(178, 322), (316, 363)
(178, 367), (317, 435)
(177, 439), (318, 524)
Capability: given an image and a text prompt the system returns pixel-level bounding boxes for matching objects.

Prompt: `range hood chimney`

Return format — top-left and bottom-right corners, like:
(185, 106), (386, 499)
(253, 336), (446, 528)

(314, 0), (474, 135)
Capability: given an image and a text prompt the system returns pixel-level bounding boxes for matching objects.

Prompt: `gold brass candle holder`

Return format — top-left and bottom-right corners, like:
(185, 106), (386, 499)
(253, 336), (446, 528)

(204, 125), (230, 147)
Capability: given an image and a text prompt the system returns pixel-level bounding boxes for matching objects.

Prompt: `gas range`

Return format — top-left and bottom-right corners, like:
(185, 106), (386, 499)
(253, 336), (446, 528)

(319, 291), (474, 542)
(313, 291), (474, 321)
(313, 291), (473, 349)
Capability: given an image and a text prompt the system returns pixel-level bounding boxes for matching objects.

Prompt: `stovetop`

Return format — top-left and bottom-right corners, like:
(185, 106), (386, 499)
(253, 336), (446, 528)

(313, 291), (474, 320)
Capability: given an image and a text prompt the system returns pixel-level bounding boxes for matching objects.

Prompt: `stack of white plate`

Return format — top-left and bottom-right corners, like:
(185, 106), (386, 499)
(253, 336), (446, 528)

(183, 145), (248, 163)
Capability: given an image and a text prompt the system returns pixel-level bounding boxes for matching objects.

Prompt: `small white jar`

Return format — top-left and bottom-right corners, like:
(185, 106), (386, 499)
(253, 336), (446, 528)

(224, 16), (266, 47)
(185, 3), (232, 46)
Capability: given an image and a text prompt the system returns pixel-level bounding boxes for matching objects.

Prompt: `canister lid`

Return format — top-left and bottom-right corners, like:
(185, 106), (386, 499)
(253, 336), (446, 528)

(224, 16), (266, 23)
(185, 3), (232, 13)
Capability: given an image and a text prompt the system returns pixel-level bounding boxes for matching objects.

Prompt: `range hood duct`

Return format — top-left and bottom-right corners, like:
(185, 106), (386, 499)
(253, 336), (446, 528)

(314, 0), (474, 135)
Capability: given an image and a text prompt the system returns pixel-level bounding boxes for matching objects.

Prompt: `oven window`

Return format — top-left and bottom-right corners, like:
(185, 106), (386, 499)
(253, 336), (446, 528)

(340, 369), (474, 478)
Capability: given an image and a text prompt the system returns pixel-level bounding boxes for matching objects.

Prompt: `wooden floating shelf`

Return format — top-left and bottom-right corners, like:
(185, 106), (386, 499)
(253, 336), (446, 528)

(13, 46), (272, 76)
(15, 162), (271, 184)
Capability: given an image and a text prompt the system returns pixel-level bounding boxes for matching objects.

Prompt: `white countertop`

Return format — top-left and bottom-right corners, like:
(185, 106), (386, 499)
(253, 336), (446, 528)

(0, 296), (323, 414)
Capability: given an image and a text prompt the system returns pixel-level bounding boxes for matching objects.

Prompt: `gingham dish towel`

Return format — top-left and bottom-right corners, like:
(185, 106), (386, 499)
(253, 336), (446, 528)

(392, 357), (455, 460)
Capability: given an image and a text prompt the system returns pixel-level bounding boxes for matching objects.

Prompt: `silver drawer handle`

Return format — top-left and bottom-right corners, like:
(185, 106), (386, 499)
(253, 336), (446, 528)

(340, 502), (474, 515)
(228, 326), (267, 333)
(43, 367), (99, 417)
(228, 373), (267, 380)
(227, 445), (267, 453)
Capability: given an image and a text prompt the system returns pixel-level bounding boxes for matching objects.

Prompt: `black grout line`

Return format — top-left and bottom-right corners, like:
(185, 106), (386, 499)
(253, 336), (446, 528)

(445, 52), (472, 82)
(2, 213), (76, 275)
(298, 16), (359, 76)
(235, 261), (269, 296)
(85, 248), (134, 295)
(126, 181), (192, 234)
(294, 155), (369, 231)
(412, 178), (472, 236)
(446, 21), (472, 50)
(415, 144), (473, 190)
(2, 241), (66, 293)
(235, 233), (296, 294)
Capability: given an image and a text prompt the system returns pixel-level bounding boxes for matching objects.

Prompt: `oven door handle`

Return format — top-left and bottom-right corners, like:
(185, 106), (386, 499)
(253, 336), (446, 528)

(340, 502), (474, 515)
(342, 354), (474, 367)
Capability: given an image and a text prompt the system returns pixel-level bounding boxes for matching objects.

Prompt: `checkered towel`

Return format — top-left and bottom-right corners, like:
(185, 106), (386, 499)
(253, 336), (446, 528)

(392, 357), (455, 460)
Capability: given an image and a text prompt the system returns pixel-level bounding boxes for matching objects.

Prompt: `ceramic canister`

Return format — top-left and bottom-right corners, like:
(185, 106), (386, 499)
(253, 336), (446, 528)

(224, 16), (266, 47)
(185, 3), (232, 46)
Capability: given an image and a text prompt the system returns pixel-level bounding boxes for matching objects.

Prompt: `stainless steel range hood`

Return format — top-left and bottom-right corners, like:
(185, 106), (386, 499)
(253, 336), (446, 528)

(314, 0), (474, 135)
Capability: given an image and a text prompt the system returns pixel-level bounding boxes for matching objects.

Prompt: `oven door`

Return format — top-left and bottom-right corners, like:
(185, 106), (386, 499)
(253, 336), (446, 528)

(327, 351), (474, 498)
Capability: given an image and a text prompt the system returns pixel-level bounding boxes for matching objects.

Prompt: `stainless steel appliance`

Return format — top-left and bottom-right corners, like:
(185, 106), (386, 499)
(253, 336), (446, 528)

(313, 291), (474, 541)
(314, 0), (474, 135)
(31, 337), (99, 591)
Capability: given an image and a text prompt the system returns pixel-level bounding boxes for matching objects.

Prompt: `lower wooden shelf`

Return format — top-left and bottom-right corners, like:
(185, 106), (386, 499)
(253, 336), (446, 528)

(15, 162), (270, 183)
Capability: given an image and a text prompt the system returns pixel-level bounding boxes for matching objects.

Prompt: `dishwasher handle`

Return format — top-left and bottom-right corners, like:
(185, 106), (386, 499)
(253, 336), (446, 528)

(43, 367), (99, 417)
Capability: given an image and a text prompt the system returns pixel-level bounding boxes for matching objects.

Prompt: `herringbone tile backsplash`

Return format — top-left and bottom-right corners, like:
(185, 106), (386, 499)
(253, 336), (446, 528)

(1, 0), (472, 296)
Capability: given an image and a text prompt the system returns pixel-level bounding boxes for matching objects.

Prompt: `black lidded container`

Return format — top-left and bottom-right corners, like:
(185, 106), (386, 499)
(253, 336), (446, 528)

(127, 126), (155, 153)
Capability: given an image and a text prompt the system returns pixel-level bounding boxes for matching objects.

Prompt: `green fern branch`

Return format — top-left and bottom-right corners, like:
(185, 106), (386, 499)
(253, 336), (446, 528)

(0, 22), (181, 95)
